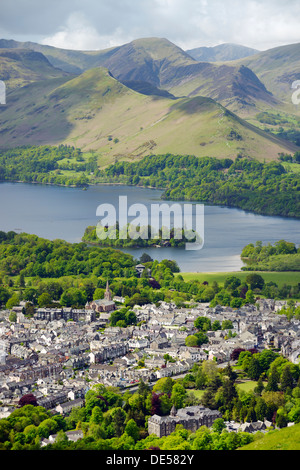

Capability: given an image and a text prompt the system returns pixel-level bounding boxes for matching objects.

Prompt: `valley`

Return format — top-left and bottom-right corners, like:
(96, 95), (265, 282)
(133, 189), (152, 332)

(0, 30), (300, 453)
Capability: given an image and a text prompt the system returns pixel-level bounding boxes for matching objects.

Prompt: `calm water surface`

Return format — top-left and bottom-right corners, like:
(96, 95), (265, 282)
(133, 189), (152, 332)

(0, 182), (299, 273)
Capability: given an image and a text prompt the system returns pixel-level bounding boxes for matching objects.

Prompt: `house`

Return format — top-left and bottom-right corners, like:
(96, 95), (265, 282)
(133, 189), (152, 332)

(41, 430), (84, 447)
(135, 264), (146, 277)
(128, 338), (149, 350)
(55, 398), (84, 415)
(179, 347), (207, 363)
(148, 405), (222, 437)
(150, 333), (169, 350)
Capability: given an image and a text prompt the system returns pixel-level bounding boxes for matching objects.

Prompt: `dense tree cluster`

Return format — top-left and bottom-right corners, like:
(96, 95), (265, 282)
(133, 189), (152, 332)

(0, 145), (90, 187)
(82, 224), (197, 248)
(1, 147), (300, 219)
(102, 154), (300, 218)
(0, 232), (299, 314)
(0, 231), (135, 280)
(241, 240), (300, 272)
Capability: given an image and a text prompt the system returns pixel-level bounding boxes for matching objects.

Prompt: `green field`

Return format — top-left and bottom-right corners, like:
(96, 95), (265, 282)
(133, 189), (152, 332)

(178, 271), (300, 288)
(238, 422), (300, 450)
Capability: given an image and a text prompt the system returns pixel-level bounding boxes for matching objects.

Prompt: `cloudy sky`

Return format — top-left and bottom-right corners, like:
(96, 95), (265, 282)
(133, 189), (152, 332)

(0, 0), (299, 52)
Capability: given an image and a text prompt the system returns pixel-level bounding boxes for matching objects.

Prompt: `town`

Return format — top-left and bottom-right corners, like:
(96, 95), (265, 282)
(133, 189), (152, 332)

(0, 276), (299, 445)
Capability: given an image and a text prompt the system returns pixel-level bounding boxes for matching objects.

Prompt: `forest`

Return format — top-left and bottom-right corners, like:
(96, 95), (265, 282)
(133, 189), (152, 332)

(1, 146), (300, 218)
(241, 240), (300, 272)
(0, 145), (92, 187)
(102, 153), (300, 218)
(0, 232), (299, 325)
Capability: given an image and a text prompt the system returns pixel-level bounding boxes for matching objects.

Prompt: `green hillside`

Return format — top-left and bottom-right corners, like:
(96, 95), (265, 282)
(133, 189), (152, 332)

(238, 423), (300, 450)
(0, 37), (282, 117)
(0, 66), (297, 162)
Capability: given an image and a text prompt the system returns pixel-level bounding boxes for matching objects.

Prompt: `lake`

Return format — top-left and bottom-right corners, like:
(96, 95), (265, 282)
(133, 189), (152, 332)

(0, 182), (300, 273)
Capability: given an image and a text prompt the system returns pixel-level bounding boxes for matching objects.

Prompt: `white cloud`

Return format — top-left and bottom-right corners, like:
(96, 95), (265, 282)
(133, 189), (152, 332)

(41, 11), (117, 50)
(0, 0), (299, 51)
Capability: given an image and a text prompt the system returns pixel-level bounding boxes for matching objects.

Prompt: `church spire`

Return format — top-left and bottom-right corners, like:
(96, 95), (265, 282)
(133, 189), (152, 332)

(104, 279), (112, 301)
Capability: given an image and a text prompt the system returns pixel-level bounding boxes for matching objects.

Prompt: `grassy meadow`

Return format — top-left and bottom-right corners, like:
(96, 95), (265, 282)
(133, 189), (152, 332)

(178, 271), (300, 289)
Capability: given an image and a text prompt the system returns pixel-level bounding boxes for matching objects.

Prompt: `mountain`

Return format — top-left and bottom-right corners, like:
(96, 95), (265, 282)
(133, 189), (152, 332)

(0, 48), (70, 90)
(230, 42), (300, 111)
(186, 43), (259, 62)
(165, 62), (280, 117)
(0, 39), (96, 74)
(0, 66), (297, 162)
(0, 37), (278, 116)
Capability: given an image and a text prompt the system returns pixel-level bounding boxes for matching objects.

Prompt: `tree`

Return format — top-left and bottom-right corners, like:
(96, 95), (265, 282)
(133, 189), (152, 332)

(90, 406), (103, 425)
(150, 393), (162, 416)
(222, 320), (233, 330)
(6, 293), (20, 310)
(125, 310), (137, 325)
(224, 276), (241, 291)
(185, 335), (199, 347)
(0, 286), (10, 306)
(52, 429), (69, 448)
(245, 289), (255, 304)
(153, 377), (174, 395)
(280, 364), (294, 391)
(38, 292), (52, 307)
(18, 394), (38, 407)
(60, 288), (87, 307)
(138, 379), (150, 400)
(93, 288), (104, 300)
(171, 383), (187, 409)
(8, 311), (17, 323)
(19, 272), (25, 288)
(265, 366), (279, 392)
(212, 418), (226, 433)
(247, 356), (262, 381)
(195, 332), (209, 346)
(125, 419), (140, 442)
(139, 253), (153, 263)
(223, 363), (237, 382)
(246, 274), (265, 291)
(212, 320), (221, 331)
(221, 378), (238, 409)
(37, 418), (58, 438)
(194, 316), (211, 332)
(111, 407), (127, 437)
(254, 397), (268, 421)
(254, 376), (265, 396)
(230, 348), (245, 361)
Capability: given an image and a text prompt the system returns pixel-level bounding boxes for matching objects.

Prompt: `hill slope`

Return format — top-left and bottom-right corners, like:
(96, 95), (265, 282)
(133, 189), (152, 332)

(230, 42), (300, 111)
(238, 423), (300, 450)
(0, 48), (70, 90)
(0, 67), (297, 162)
(0, 37), (279, 116)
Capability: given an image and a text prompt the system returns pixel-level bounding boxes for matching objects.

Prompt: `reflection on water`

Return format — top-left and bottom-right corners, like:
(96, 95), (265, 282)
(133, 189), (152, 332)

(0, 182), (299, 272)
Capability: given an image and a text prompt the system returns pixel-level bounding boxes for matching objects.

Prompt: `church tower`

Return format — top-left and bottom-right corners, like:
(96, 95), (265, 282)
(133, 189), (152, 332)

(104, 280), (112, 301)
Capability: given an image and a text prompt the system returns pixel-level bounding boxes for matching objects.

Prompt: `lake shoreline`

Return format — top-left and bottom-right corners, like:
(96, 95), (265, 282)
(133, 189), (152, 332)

(1, 182), (300, 273)
(2, 178), (300, 221)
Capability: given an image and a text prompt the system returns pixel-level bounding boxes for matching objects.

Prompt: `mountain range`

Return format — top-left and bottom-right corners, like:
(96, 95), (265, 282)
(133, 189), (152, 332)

(0, 36), (299, 163)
